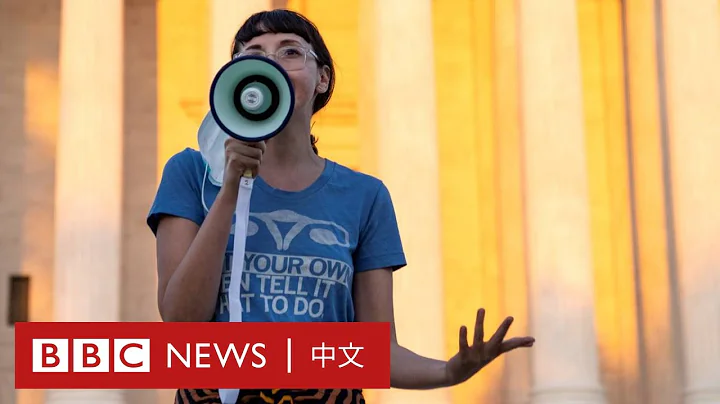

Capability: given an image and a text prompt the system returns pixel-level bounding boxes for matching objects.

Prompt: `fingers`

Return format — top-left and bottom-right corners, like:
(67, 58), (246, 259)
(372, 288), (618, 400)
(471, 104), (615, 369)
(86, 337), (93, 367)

(251, 140), (267, 154)
(473, 308), (485, 347)
(224, 139), (266, 177)
(499, 337), (535, 353)
(225, 138), (265, 160)
(466, 309), (534, 358)
(459, 325), (470, 354)
(487, 316), (514, 350)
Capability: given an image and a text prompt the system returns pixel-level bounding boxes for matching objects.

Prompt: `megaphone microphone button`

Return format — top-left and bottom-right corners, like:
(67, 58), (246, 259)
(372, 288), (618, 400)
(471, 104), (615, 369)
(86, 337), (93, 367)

(241, 87), (264, 111)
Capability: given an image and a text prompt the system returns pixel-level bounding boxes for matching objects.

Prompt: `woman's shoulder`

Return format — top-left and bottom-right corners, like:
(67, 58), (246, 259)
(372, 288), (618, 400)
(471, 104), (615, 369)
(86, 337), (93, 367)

(157, 147), (208, 187)
(147, 148), (207, 235)
(327, 160), (387, 194)
(163, 147), (205, 172)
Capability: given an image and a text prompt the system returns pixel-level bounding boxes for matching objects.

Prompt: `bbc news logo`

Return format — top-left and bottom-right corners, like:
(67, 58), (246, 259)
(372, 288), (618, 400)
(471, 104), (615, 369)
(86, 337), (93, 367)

(15, 322), (391, 390)
(32, 339), (150, 373)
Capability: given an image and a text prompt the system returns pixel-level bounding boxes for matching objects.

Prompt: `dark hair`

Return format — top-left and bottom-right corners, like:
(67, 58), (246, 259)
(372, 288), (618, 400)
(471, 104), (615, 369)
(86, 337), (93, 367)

(232, 9), (335, 154)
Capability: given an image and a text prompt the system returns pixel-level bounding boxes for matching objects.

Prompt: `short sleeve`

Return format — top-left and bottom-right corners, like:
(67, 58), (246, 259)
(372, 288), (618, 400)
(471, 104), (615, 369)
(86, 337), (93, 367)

(146, 150), (206, 236)
(353, 182), (407, 272)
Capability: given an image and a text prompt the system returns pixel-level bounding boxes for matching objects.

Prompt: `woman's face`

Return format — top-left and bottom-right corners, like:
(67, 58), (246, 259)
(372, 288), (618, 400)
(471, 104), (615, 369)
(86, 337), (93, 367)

(240, 33), (329, 117)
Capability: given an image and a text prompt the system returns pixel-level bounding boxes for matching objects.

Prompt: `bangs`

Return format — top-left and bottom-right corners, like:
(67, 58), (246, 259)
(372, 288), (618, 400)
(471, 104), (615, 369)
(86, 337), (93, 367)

(229, 8), (335, 116)
(233, 9), (318, 52)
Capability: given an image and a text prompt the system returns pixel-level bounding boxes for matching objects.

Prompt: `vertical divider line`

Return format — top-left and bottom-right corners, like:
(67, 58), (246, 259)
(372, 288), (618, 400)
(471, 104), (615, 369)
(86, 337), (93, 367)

(287, 337), (292, 374)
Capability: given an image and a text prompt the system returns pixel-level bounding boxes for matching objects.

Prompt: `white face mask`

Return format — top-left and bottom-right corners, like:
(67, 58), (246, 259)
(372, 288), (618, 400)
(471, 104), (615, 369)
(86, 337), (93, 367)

(197, 111), (229, 187)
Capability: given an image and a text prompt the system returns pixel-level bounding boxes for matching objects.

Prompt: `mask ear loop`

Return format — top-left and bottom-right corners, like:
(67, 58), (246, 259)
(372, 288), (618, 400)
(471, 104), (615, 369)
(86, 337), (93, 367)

(201, 162), (211, 213)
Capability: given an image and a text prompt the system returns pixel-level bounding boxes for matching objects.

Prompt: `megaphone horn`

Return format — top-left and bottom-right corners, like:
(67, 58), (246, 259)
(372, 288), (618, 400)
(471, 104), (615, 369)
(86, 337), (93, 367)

(209, 55), (295, 143)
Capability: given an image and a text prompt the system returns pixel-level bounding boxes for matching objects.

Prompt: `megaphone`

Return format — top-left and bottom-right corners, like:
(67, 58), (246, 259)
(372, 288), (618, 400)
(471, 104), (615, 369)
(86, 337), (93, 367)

(206, 55), (295, 404)
(209, 54), (295, 143)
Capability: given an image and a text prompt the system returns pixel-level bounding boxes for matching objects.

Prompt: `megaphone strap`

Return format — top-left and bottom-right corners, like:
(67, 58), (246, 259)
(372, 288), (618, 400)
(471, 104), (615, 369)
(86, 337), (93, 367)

(218, 175), (254, 404)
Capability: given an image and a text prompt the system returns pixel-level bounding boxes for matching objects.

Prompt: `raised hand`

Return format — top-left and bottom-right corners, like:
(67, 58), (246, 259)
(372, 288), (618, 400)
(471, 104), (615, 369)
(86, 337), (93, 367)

(445, 308), (534, 386)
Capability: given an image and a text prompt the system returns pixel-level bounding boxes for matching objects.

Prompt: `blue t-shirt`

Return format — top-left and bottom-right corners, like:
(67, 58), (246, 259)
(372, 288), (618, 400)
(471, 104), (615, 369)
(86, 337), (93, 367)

(147, 148), (407, 323)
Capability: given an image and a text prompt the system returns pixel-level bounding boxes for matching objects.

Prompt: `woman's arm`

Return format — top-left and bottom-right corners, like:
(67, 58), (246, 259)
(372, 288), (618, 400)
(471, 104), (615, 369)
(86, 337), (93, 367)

(352, 181), (533, 388)
(353, 268), (451, 389)
(353, 268), (534, 390)
(156, 186), (237, 322)
(152, 140), (265, 322)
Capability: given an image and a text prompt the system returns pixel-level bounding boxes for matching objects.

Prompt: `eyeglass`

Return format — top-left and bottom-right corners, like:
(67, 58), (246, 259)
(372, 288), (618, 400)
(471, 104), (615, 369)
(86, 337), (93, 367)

(235, 45), (318, 71)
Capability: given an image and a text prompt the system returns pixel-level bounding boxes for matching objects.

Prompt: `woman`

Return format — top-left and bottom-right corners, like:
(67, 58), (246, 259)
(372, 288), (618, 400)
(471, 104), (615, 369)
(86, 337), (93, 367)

(147, 9), (534, 404)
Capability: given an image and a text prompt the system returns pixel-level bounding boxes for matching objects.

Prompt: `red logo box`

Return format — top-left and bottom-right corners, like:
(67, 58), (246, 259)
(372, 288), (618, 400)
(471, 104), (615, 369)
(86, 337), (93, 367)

(15, 322), (391, 389)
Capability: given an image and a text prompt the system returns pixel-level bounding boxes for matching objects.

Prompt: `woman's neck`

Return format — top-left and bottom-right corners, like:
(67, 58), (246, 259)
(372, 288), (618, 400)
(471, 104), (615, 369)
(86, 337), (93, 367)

(258, 119), (325, 191)
(263, 126), (317, 166)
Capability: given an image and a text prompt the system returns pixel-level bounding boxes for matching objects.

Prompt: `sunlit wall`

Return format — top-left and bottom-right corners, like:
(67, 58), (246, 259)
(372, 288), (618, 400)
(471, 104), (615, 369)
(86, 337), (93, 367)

(1, 0), (719, 404)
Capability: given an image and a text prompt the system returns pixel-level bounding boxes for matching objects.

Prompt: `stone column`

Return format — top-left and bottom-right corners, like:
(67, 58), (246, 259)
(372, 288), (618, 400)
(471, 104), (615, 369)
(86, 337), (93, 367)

(624, 1), (684, 403)
(517, 1), (606, 403)
(210, 0), (272, 78)
(661, 1), (720, 402)
(47, 0), (124, 403)
(359, 1), (448, 403)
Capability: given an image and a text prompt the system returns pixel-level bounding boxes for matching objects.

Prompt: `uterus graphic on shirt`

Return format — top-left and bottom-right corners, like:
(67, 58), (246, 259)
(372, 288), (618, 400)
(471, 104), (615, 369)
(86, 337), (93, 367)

(217, 209), (354, 321)
(246, 209), (351, 251)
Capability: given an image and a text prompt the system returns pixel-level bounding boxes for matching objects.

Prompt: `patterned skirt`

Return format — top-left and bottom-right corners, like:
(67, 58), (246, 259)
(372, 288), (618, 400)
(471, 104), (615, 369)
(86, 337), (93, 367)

(174, 388), (366, 404)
